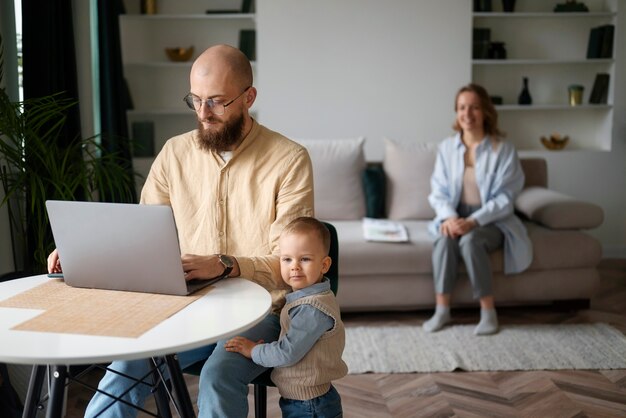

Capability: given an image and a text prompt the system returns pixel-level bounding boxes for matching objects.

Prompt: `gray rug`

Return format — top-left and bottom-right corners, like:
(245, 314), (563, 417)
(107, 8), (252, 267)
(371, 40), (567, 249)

(343, 323), (626, 373)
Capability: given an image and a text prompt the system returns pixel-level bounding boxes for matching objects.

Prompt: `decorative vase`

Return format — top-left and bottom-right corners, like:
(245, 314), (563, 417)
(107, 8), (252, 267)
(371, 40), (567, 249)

(140, 0), (157, 14)
(568, 85), (584, 106)
(502, 0), (516, 12)
(518, 77), (532, 105)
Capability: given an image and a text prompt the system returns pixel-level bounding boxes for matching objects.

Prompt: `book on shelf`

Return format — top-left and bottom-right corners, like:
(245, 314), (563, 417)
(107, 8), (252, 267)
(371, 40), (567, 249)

(238, 29), (256, 61)
(600, 24), (614, 59)
(241, 0), (254, 13)
(589, 73), (610, 104)
(586, 24), (614, 59)
(362, 218), (409, 243)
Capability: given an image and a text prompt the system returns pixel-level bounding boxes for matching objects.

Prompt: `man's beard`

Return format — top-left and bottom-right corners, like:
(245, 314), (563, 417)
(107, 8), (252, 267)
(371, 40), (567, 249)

(197, 112), (246, 153)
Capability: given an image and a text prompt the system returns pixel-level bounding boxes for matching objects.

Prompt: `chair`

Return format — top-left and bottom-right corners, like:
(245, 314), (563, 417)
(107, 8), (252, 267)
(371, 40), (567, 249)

(180, 221), (339, 418)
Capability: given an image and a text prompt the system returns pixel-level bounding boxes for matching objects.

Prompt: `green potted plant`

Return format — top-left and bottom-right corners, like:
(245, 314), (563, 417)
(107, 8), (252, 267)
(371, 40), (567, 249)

(0, 34), (137, 275)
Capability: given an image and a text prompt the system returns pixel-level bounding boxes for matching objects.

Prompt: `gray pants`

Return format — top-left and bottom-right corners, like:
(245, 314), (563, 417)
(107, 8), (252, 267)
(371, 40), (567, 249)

(432, 205), (504, 299)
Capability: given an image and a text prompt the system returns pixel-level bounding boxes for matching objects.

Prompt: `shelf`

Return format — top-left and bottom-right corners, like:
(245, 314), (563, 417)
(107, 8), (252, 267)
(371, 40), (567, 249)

(126, 61), (193, 68)
(496, 104), (612, 111)
(473, 12), (616, 18)
(124, 61), (257, 68)
(473, 59), (613, 65)
(128, 109), (192, 116)
(121, 13), (255, 20)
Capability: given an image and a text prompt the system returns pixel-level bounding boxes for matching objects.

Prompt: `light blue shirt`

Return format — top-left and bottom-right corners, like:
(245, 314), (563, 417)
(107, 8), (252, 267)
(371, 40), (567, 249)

(251, 278), (334, 368)
(428, 133), (532, 274)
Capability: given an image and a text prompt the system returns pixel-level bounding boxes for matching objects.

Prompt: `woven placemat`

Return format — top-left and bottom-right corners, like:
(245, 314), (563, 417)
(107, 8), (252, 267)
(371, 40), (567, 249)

(0, 279), (213, 338)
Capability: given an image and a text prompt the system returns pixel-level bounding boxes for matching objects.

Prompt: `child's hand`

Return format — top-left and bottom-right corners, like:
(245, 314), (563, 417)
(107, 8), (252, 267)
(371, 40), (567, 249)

(225, 336), (263, 358)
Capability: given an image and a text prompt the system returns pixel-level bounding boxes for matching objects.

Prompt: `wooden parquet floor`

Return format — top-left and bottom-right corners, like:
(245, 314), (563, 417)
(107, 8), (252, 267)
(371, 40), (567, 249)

(61, 259), (626, 417)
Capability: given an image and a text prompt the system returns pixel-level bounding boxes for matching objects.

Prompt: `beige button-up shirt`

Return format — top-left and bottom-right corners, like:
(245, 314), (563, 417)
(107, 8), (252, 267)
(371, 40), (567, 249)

(141, 120), (314, 313)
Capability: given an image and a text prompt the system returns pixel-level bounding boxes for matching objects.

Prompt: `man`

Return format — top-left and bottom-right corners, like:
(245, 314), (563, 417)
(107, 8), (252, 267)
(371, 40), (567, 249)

(49, 44), (313, 417)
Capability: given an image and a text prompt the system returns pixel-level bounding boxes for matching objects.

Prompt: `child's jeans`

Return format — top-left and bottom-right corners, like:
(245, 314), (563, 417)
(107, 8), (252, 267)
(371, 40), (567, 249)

(279, 384), (343, 418)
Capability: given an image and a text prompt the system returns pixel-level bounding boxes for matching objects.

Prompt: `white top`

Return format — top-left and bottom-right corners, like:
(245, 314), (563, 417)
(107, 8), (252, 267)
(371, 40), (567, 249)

(0, 275), (271, 365)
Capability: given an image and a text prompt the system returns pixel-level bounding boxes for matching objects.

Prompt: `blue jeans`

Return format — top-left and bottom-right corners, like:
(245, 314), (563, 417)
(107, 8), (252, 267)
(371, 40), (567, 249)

(84, 313), (280, 418)
(279, 385), (343, 418)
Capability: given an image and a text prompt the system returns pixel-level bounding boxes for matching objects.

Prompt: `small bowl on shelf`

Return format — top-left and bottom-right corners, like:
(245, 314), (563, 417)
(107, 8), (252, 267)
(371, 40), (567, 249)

(165, 46), (194, 62)
(540, 133), (569, 150)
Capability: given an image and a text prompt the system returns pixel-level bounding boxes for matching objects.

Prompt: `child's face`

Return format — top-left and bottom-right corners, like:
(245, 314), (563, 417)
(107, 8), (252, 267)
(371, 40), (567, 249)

(279, 231), (331, 291)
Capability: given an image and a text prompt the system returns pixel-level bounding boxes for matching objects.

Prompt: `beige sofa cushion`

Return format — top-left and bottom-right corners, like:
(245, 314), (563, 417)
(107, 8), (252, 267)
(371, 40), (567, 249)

(333, 221), (601, 277)
(296, 138), (366, 220)
(383, 138), (437, 220)
(515, 187), (604, 229)
(332, 220), (435, 276)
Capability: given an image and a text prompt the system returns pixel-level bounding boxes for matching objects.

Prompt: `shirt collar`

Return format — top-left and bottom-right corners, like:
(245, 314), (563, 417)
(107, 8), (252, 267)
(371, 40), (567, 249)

(286, 276), (331, 303)
(454, 132), (491, 150)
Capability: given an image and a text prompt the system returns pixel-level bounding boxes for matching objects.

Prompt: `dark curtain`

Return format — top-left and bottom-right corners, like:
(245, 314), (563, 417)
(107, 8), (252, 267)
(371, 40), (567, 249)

(98, 0), (137, 203)
(20, 0), (83, 272)
(21, 0), (81, 145)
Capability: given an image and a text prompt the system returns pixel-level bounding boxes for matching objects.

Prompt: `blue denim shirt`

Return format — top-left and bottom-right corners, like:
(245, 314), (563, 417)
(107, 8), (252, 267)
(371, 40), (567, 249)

(251, 278), (334, 367)
(428, 134), (532, 274)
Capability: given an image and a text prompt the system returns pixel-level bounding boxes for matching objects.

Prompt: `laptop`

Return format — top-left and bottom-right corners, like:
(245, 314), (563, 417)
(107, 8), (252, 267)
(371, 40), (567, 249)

(45, 200), (219, 296)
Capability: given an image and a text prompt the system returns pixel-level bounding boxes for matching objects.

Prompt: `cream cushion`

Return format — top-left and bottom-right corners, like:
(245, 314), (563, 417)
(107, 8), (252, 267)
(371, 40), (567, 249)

(295, 138), (366, 220)
(383, 138), (438, 220)
(515, 187), (604, 230)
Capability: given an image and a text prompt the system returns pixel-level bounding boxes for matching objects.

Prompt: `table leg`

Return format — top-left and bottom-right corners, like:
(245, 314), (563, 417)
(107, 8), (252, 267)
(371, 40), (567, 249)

(23, 365), (46, 418)
(164, 354), (195, 418)
(46, 365), (67, 418)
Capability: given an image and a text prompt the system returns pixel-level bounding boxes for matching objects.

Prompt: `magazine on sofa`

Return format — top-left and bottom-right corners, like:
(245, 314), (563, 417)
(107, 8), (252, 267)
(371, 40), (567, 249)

(362, 217), (409, 242)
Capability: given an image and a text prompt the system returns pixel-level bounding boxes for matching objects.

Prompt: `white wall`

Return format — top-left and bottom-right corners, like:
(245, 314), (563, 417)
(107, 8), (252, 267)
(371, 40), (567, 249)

(256, 0), (626, 257)
(256, 0), (470, 160)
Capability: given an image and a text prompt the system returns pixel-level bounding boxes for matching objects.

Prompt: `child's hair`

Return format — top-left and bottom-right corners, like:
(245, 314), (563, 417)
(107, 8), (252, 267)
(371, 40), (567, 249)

(281, 217), (331, 254)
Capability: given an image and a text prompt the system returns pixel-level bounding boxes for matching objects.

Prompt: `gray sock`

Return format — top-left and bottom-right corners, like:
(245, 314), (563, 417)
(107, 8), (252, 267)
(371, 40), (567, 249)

(423, 305), (451, 333)
(474, 308), (499, 335)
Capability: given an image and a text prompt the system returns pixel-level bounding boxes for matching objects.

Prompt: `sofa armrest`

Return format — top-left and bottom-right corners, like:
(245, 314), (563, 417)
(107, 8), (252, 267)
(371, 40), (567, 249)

(515, 187), (604, 230)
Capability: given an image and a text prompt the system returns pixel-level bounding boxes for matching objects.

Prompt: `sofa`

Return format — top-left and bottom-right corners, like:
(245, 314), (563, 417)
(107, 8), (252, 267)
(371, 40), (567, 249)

(296, 138), (605, 312)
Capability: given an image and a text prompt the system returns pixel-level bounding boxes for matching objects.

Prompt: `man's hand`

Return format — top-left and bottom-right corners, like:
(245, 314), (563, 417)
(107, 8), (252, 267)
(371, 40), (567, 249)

(224, 336), (264, 358)
(47, 249), (62, 273)
(440, 217), (478, 238)
(181, 254), (239, 281)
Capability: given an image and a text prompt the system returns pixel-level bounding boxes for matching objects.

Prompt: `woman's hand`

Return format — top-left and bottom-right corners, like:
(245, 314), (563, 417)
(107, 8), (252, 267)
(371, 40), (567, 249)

(441, 217), (478, 238)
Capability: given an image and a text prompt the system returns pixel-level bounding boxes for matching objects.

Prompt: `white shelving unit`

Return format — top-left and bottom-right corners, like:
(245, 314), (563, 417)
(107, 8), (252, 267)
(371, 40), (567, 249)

(119, 0), (255, 191)
(472, 0), (617, 151)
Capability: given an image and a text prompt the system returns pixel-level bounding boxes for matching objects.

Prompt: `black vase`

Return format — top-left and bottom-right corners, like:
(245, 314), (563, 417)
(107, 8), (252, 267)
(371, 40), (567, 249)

(502, 0), (516, 12)
(518, 77), (532, 105)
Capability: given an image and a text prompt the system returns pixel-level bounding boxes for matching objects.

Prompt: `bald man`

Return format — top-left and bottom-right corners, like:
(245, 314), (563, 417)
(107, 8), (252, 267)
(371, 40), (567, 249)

(82, 45), (314, 418)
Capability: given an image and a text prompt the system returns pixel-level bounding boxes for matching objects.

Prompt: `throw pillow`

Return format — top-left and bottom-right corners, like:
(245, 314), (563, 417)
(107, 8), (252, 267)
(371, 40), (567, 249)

(295, 138), (366, 220)
(383, 138), (438, 220)
(362, 163), (386, 218)
(515, 187), (604, 230)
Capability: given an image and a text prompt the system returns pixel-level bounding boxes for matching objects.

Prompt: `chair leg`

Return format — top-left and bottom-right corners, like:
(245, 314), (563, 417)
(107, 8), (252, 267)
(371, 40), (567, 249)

(150, 358), (173, 418)
(153, 380), (173, 418)
(254, 384), (267, 418)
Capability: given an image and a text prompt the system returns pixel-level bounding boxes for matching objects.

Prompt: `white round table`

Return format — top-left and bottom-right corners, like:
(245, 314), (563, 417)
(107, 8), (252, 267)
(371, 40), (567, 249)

(0, 275), (272, 418)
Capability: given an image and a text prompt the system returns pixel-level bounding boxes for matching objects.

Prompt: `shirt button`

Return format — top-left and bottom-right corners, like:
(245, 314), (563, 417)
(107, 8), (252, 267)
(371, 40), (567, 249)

(218, 231), (224, 237)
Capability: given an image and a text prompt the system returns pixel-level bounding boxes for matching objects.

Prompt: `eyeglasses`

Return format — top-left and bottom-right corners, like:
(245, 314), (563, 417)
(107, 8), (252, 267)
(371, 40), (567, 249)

(183, 87), (251, 115)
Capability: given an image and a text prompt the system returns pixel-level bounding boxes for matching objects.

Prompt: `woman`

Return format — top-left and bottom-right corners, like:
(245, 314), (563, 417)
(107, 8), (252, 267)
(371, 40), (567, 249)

(424, 83), (532, 335)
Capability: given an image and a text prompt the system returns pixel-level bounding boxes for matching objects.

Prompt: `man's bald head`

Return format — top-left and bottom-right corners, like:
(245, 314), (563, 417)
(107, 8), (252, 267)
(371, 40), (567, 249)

(191, 44), (253, 90)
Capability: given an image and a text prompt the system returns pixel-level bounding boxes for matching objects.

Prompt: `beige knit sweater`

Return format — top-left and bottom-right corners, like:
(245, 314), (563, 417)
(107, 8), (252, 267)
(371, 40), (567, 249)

(271, 291), (348, 400)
